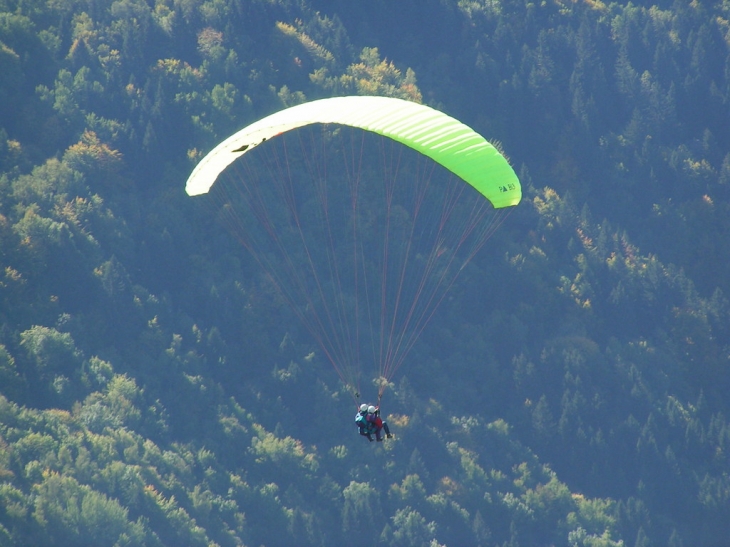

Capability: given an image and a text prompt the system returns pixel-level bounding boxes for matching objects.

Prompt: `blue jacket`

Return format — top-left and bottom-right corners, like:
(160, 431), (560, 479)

(355, 411), (371, 433)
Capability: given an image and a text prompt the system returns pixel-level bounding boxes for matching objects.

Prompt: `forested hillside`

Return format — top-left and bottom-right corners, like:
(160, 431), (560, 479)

(1, 0), (730, 545)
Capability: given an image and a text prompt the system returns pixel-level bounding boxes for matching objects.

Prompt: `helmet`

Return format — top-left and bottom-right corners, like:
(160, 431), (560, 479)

(360, 404), (368, 412)
(368, 406), (376, 414)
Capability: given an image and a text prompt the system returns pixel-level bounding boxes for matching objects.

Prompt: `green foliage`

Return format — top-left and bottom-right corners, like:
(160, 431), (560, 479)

(311, 46), (422, 101)
(0, 346), (23, 400)
(32, 471), (149, 547)
(19, 326), (82, 404)
(387, 506), (437, 547)
(341, 480), (383, 545)
(1, 0), (730, 545)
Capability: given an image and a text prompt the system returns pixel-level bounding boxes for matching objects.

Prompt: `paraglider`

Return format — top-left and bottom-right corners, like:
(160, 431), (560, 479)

(366, 405), (392, 442)
(186, 96), (520, 410)
(355, 404), (373, 441)
(186, 96), (520, 207)
(354, 402), (392, 442)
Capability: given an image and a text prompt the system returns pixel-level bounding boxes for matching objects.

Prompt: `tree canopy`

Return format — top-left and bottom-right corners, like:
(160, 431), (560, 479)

(1, 0), (730, 545)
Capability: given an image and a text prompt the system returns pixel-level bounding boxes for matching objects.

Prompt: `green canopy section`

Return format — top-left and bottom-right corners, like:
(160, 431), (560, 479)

(186, 96), (521, 208)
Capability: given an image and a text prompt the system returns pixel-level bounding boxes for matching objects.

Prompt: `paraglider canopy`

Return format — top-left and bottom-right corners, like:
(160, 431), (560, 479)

(186, 96), (520, 208)
(186, 96), (521, 400)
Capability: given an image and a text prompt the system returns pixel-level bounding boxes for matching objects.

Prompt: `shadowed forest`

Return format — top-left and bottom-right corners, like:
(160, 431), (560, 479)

(2, 0), (730, 545)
